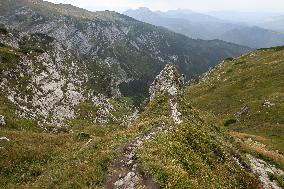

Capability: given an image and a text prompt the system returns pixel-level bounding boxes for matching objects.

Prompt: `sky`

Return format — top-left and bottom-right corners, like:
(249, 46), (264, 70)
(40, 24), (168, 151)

(45, 0), (284, 13)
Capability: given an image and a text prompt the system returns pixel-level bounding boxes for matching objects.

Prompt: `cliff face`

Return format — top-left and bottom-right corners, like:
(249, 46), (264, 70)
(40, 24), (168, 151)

(0, 29), (132, 128)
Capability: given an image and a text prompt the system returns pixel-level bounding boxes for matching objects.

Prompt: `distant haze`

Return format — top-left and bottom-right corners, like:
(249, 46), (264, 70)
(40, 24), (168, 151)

(46, 0), (284, 13)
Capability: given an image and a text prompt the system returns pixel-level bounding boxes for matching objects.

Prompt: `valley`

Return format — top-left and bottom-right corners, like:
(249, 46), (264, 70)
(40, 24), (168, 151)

(0, 0), (283, 188)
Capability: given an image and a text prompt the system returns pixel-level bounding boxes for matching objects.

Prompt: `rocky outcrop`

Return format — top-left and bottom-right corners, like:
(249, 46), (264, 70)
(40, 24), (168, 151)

(263, 100), (275, 108)
(92, 94), (116, 124)
(0, 115), (5, 126)
(247, 154), (284, 189)
(0, 28), (135, 128)
(234, 105), (249, 122)
(1, 31), (89, 126)
(149, 64), (184, 124)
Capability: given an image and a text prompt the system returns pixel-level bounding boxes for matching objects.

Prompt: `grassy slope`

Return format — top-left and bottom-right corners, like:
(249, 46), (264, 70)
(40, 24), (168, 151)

(186, 46), (284, 158)
(0, 85), (174, 188)
(0, 106), (152, 188)
(0, 91), (261, 188)
(136, 94), (259, 189)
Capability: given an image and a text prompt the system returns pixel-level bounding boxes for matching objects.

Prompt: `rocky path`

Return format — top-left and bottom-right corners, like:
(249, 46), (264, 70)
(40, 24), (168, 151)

(247, 155), (284, 189)
(105, 123), (171, 189)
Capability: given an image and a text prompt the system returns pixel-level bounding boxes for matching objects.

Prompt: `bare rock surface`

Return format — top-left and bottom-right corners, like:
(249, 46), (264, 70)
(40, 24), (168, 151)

(234, 105), (250, 122)
(0, 137), (10, 141)
(149, 64), (184, 124)
(92, 94), (116, 124)
(247, 154), (284, 189)
(0, 115), (5, 126)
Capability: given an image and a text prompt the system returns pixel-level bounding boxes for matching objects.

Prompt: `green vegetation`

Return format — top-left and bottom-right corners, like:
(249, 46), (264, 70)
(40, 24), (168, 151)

(0, 93), (169, 188)
(269, 173), (284, 188)
(0, 88), (261, 188)
(136, 94), (259, 188)
(186, 47), (284, 167)
(224, 118), (237, 127)
(0, 1), (283, 188)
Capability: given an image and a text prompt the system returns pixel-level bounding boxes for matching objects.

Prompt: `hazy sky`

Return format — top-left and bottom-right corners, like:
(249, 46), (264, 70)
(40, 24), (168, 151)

(46, 0), (284, 13)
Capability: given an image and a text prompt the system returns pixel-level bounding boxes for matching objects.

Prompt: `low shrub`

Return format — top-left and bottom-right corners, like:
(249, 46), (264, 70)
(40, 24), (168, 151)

(224, 119), (237, 126)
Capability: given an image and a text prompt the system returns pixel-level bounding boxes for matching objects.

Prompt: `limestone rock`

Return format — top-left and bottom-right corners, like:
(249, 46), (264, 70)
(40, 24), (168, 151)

(234, 105), (249, 122)
(263, 100), (275, 108)
(149, 64), (184, 100)
(92, 94), (115, 124)
(247, 154), (284, 189)
(0, 136), (10, 141)
(149, 64), (184, 124)
(0, 115), (5, 126)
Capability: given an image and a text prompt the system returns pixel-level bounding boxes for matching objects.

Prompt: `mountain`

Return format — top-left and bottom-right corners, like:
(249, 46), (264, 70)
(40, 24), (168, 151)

(0, 0), (249, 128)
(1, 25), (283, 188)
(221, 26), (284, 48)
(206, 11), (281, 24)
(0, 1), (283, 188)
(158, 8), (225, 23)
(2, 53), (283, 188)
(207, 11), (284, 34)
(124, 7), (238, 40)
(124, 8), (284, 48)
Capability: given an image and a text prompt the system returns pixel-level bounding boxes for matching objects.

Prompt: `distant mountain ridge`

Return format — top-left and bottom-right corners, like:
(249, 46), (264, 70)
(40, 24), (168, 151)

(258, 15), (284, 33)
(124, 8), (284, 48)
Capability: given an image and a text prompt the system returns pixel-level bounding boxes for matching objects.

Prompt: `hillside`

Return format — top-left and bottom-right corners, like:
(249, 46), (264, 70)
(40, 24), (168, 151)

(0, 64), (263, 188)
(1, 59), (283, 188)
(186, 46), (284, 171)
(0, 0), (250, 129)
(0, 1), (283, 188)
(124, 8), (284, 48)
(0, 0), (249, 101)
(222, 26), (284, 48)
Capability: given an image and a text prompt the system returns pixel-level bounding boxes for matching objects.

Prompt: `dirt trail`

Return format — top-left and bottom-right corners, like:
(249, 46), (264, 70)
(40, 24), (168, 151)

(105, 123), (171, 189)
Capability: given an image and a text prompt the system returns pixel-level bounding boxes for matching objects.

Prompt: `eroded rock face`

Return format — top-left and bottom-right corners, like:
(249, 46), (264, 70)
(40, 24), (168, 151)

(0, 28), (134, 128)
(149, 64), (184, 124)
(0, 32), (89, 126)
(149, 64), (183, 100)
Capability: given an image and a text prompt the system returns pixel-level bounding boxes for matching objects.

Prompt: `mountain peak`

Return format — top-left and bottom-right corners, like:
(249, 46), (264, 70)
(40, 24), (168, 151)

(149, 64), (184, 100)
(137, 7), (151, 11)
(149, 64), (184, 124)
